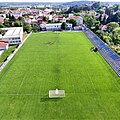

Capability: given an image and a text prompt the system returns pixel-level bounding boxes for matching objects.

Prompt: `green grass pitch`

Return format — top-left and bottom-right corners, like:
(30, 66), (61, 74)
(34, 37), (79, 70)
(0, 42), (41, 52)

(0, 32), (120, 119)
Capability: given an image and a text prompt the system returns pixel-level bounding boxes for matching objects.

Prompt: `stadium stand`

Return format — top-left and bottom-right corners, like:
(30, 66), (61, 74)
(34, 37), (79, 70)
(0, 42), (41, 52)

(83, 25), (120, 76)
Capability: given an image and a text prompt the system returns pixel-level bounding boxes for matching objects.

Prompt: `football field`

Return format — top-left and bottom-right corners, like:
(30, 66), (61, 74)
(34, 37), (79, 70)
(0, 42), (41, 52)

(0, 32), (120, 119)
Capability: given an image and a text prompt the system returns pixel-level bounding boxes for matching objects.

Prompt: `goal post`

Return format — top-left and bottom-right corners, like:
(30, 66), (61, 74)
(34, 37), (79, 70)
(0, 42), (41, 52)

(49, 89), (65, 98)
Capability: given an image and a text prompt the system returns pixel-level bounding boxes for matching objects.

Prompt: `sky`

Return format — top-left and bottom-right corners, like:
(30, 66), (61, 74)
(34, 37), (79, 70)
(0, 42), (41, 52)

(0, 0), (120, 2)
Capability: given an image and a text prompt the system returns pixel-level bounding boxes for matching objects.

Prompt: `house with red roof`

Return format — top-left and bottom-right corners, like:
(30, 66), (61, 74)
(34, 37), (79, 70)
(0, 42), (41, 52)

(100, 25), (108, 31)
(24, 18), (32, 24)
(0, 42), (8, 50)
(0, 17), (4, 24)
(68, 14), (83, 25)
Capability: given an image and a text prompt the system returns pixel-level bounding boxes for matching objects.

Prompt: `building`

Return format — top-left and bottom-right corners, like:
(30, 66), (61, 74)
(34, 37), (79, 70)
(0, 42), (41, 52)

(69, 16), (83, 25)
(77, 16), (83, 25)
(66, 23), (72, 30)
(40, 23), (72, 31)
(46, 23), (62, 31)
(10, 12), (23, 19)
(100, 25), (108, 31)
(0, 17), (4, 24)
(0, 42), (8, 50)
(0, 27), (23, 45)
(24, 18), (32, 24)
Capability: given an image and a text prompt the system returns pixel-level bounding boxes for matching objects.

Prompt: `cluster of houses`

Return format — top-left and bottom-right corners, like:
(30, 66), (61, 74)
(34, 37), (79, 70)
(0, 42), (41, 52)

(0, 7), (84, 51)
(39, 13), (83, 31)
(0, 8), (83, 30)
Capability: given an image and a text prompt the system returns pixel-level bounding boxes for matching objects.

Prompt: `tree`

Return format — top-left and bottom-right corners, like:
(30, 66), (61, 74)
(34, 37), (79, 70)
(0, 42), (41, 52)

(105, 7), (113, 17)
(23, 23), (32, 33)
(94, 21), (100, 31)
(96, 30), (105, 39)
(103, 35), (112, 44)
(114, 4), (120, 12)
(102, 16), (107, 25)
(0, 29), (5, 35)
(18, 16), (24, 22)
(91, 2), (101, 10)
(48, 20), (52, 23)
(113, 27), (120, 34)
(113, 12), (120, 23)
(68, 19), (77, 27)
(83, 15), (97, 29)
(11, 15), (16, 21)
(6, 14), (9, 18)
(112, 32), (120, 44)
(32, 24), (40, 32)
(0, 28), (2, 34)
(9, 14), (16, 21)
(0, 24), (4, 28)
(112, 27), (120, 44)
(99, 14), (102, 23)
(14, 21), (23, 27)
(107, 22), (119, 32)
(43, 16), (48, 22)
(61, 22), (66, 30)
(3, 19), (10, 27)
(8, 13), (12, 19)
(97, 9), (104, 14)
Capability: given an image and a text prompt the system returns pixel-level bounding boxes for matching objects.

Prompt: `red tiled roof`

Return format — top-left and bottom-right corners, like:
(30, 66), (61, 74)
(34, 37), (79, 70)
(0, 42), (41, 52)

(69, 16), (80, 19)
(102, 14), (108, 17)
(0, 17), (4, 23)
(0, 42), (8, 47)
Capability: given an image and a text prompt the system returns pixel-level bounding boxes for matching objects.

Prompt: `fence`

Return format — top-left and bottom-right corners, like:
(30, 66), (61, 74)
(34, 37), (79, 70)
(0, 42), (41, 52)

(83, 27), (120, 76)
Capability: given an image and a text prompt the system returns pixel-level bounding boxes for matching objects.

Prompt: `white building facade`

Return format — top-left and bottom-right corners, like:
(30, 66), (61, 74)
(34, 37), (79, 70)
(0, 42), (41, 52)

(77, 17), (83, 25)
(40, 23), (72, 31)
(0, 27), (23, 45)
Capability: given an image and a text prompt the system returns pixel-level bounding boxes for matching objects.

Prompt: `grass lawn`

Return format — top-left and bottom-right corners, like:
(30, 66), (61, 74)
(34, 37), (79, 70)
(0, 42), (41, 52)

(22, 32), (28, 41)
(0, 32), (120, 119)
(0, 45), (17, 66)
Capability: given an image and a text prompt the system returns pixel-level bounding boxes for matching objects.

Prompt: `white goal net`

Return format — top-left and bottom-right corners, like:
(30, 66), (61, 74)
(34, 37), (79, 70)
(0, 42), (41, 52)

(49, 89), (65, 98)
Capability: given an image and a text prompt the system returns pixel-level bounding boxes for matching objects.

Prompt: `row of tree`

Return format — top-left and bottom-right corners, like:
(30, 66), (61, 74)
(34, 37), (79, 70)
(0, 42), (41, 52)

(0, 14), (40, 33)
(65, 2), (120, 14)
(83, 14), (120, 45)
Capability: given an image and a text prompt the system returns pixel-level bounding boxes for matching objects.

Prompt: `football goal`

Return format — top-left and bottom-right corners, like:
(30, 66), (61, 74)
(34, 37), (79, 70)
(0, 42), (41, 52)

(49, 89), (65, 98)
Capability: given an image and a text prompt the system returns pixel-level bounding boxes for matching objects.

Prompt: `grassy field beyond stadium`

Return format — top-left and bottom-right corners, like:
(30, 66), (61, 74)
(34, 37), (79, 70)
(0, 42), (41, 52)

(0, 32), (120, 119)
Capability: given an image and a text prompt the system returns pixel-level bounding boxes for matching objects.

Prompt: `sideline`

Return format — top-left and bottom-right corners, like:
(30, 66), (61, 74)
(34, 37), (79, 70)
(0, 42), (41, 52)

(0, 31), (32, 72)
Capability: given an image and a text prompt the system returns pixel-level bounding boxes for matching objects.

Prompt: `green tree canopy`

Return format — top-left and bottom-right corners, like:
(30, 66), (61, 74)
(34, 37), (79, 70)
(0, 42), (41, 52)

(0, 24), (4, 28)
(107, 22), (119, 32)
(68, 19), (77, 27)
(14, 21), (23, 27)
(61, 22), (66, 30)
(23, 23), (32, 33)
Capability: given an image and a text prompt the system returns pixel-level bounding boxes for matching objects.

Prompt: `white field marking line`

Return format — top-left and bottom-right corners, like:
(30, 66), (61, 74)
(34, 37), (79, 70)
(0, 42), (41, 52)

(0, 92), (118, 96)
(0, 93), (43, 96)
(0, 92), (102, 96)
(16, 73), (27, 95)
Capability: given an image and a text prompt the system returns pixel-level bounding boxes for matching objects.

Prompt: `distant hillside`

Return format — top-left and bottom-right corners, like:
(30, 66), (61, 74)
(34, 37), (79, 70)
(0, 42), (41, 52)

(62, 1), (91, 6)
(102, 2), (120, 5)
(0, 1), (119, 8)
(0, 2), (62, 7)
(62, 1), (120, 7)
